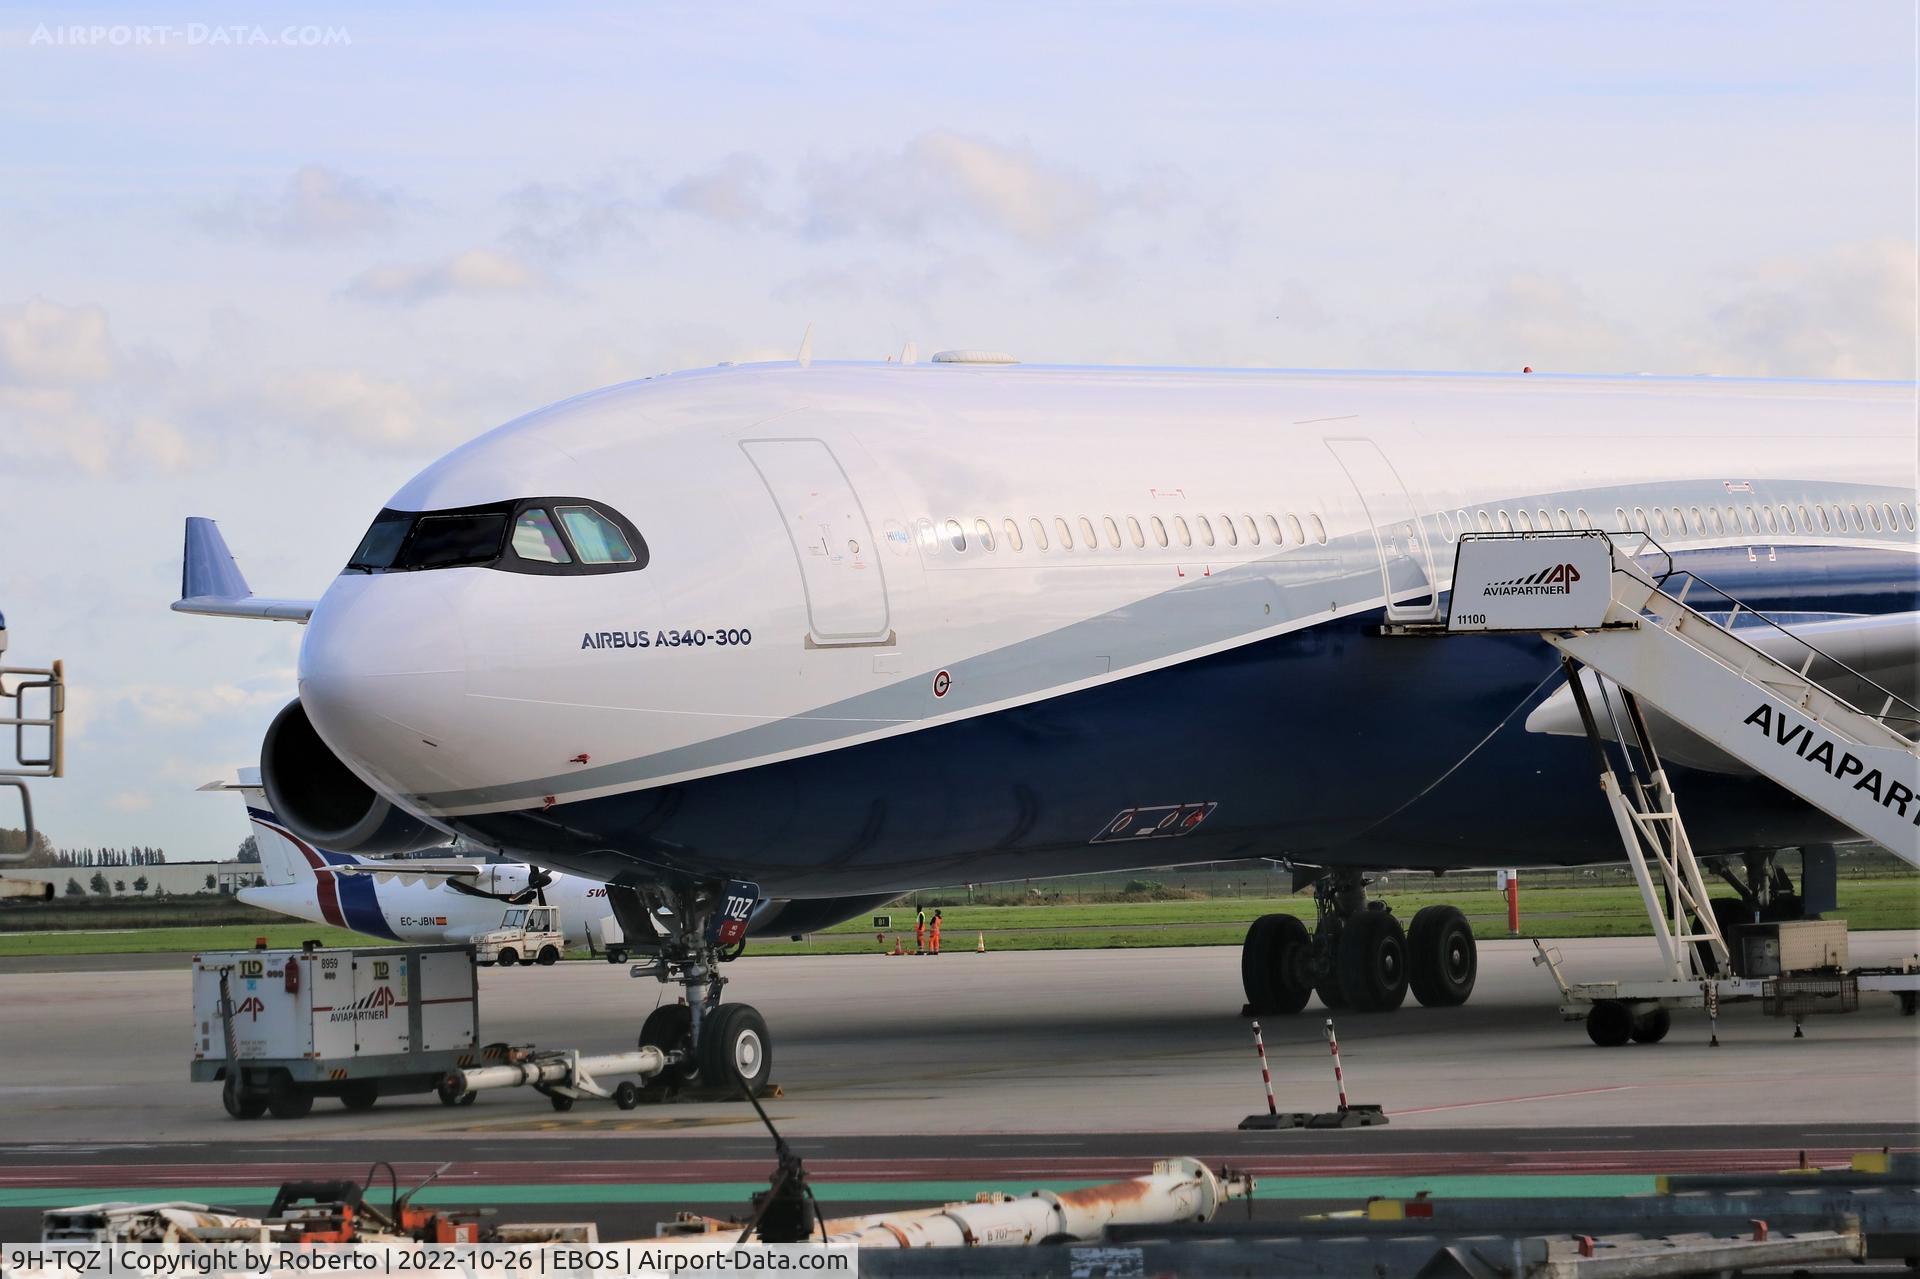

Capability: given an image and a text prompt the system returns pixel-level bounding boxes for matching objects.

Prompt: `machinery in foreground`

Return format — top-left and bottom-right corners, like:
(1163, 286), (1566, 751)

(0, 607), (63, 903)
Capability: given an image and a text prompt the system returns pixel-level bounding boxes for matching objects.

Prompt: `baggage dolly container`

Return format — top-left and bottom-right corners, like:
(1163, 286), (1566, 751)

(191, 942), (478, 1119)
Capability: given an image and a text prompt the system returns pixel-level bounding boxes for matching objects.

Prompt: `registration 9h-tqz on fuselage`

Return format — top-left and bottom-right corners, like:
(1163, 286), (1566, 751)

(176, 353), (1919, 1090)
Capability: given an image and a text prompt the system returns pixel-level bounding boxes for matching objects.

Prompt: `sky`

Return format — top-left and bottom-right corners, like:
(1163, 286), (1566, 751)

(1, 2), (1915, 861)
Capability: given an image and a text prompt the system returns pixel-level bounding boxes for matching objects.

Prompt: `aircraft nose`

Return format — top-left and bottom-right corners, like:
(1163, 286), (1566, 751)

(299, 574), (470, 789)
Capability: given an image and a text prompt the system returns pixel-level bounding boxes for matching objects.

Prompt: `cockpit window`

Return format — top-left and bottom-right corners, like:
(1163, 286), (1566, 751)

(345, 497), (647, 576)
(556, 505), (637, 564)
(398, 512), (509, 569)
(347, 510), (412, 571)
(512, 508), (573, 564)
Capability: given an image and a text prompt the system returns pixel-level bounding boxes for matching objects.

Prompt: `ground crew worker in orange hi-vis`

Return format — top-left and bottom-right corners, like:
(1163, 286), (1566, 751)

(930, 909), (943, 955)
(915, 906), (926, 954)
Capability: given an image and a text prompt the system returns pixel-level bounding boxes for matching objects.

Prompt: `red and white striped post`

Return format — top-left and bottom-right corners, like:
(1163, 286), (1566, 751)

(1324, 1018), (1350, 1111)
(1250, 1020), (1278, 1117)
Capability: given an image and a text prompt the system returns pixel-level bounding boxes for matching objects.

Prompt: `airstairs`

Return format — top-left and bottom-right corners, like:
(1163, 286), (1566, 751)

(1388, 530), (1919, 1003)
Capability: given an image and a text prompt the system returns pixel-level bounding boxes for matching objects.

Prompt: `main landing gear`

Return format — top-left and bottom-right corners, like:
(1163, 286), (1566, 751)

(1241, 869), (1477, 1015)
(618, 881), (774, 1100)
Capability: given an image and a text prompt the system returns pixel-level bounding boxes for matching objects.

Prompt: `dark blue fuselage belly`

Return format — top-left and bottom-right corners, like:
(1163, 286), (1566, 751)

(456, 546), (1917, 896)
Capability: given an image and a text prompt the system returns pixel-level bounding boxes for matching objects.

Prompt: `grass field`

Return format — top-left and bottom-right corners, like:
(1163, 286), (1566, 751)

(0, 878), (1912, 960)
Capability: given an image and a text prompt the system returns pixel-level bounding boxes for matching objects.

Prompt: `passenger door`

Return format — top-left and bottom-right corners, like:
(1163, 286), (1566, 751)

(1326, 437), (1439, 622)
(742, 438), (895, 646)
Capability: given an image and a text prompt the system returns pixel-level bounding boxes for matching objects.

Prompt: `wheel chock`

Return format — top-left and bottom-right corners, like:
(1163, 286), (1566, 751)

(1238, 1111), (1309, 1130)
(1306, 1104), (1389, 1128)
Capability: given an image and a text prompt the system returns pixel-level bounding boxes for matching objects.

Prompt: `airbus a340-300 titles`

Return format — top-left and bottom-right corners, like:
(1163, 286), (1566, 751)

(175, 353), (1919, 1094)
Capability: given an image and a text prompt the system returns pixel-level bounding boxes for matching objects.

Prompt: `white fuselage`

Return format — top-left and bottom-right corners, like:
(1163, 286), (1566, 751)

(289, 363), (1918, 893)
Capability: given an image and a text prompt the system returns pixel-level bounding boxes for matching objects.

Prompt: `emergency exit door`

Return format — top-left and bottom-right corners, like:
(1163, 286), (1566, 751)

(1326, 438), (1439, 622)
(742, 438), (894, 647)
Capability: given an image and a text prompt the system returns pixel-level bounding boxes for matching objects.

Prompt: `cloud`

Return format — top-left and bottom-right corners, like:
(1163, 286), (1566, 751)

(797, 131), (1106, 246)
(343, 248), (545, 304)
(505, 176), (646, 259)
(1701, 239), (1918, 379)
(200, 165), (400, 244)
(0, 297), (114, 384)
(0, 297), (193, 473)
(663, 154), (778, 229)
(261, 368), (448, 447)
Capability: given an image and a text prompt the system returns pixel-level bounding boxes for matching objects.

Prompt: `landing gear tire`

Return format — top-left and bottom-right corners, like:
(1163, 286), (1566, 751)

(1336, 907), (1409, 1012)
(1630, 1006), (1672, 1044)
(222, 1078), (266, 1120)
(496, 947), (519, 968)
(549, 1093), (575, 1112)
(1586, 999), (1633, 1047)
(1241, 915), (1314, 1015)
(699, 1003), (773, 1098)
(266, 1079), (314, 1120)
(340, 1081), (379, 1111)
(606, 947), (629, 965)
(1313, 916), (1348, 1010)
(1407, 905), (1477, 1007)
(536, 945), (561, 966)
(638, 1004), (695, 1101)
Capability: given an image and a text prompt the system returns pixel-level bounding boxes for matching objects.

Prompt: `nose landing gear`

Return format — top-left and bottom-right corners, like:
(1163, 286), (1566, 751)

(620, 880), (775, 1100)
(1241, 869), (1478, 1015)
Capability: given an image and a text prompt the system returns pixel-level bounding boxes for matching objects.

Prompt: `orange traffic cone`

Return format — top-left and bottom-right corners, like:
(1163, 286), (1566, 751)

(891, 934), (905, 956)
(975, 931), (986, 953)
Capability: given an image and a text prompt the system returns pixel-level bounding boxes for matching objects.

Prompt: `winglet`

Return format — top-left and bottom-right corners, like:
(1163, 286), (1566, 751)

(182, 517), (251, 601)
(172, 517), (316, 623)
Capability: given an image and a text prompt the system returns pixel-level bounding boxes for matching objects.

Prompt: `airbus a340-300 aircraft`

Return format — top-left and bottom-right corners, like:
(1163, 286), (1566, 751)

(175, 354), (1918, 1093)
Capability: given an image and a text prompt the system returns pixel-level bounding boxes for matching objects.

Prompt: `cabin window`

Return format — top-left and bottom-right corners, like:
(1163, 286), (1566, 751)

(1476, 510), (1493, 532)
(1054, 517), (1074, 550)
(1864, 504), (1881, 532)
(1310, 513), (1328, 544)
(1265, 514), (1284, 543)
(1515, 509), (1534, 531)
(1126, 515), (1145, 547)
(1288, 513), (1306, 543)
(1003, 518), (1023, 551)
(1219, 515), (1238, 546)
(1150, 515), (1169, 547)
(1103, 516), (1122, 548)
(1652, 508), (1670, 537)
(1173, 515), (1192, 547)
(1708, 507), (1724, 535)
(1078, 516), (1099, 549)
(1903, 502), (1916, 530)
(1030, 518), (1049, 551)
(1242, 514), (1260, 545)
(1496, 510), (1513, 532)
(1881, 502), (1897, 530)
(1669, 507), (1685, 536)
(1849, 503), (1865, 531)
(944, 519), (967, 552)
(1759, 505), (1776, 533)
(974, 518), (995, 551)
(1195, 514), (1215, 546)
(1688, 506), (1704, 533)
(1614, 507), (1628, 531)
(1537, 508), (1552, 529)
(1816, 505), (1832, 533)
(1555, 508), (1571, 530)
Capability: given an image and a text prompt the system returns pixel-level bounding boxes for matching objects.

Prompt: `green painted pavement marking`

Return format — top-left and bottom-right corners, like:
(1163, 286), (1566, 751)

(0, 1174), (1652, 1209)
